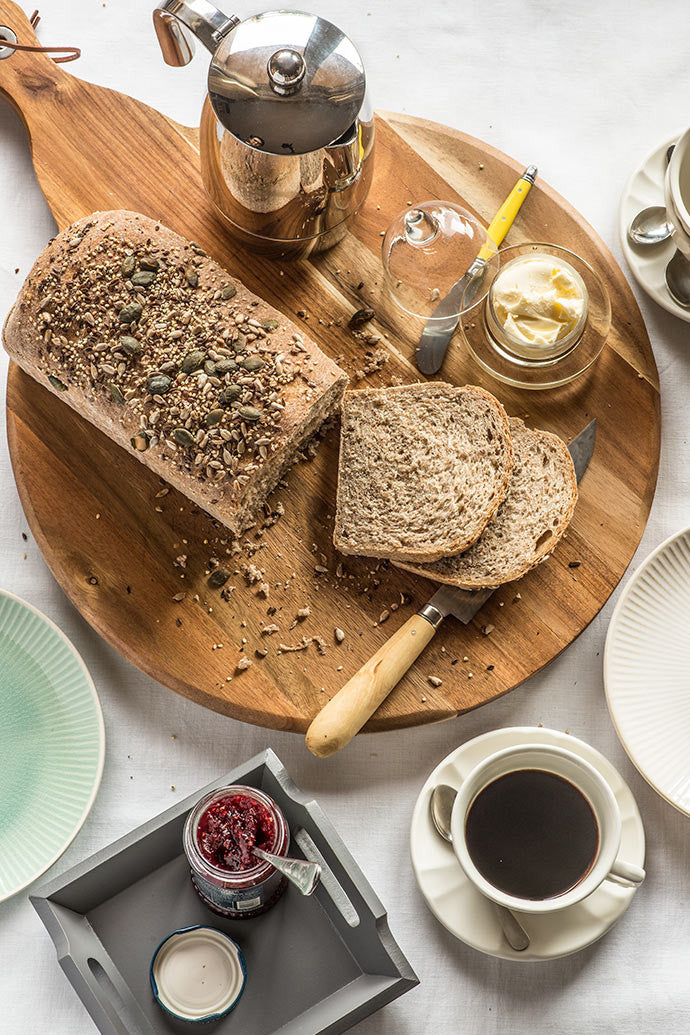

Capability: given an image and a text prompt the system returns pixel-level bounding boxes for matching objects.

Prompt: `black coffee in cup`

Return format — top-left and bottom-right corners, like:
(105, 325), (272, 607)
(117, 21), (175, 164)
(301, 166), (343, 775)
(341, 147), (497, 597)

(465, 768), (599, 900)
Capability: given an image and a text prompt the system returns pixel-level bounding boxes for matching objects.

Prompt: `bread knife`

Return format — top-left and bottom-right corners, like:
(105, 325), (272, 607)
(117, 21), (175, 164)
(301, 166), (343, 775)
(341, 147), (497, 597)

(415, 165), (537, 376)
(305, 419), (595, 758)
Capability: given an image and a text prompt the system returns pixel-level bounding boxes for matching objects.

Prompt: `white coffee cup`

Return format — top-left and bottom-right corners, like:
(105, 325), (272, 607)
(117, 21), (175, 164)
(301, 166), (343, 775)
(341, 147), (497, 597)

(450, 743), (645, 915)
(664, 128), (690, 261)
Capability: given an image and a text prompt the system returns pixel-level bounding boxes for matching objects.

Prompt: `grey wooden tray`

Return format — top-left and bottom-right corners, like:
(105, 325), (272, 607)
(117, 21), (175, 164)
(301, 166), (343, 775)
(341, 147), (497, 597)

(31, 749), (418, 1034)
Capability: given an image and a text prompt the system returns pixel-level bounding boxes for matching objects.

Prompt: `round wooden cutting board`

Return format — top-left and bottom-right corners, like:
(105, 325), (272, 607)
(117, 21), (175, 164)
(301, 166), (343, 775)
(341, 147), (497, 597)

(1, 1), (659, 733)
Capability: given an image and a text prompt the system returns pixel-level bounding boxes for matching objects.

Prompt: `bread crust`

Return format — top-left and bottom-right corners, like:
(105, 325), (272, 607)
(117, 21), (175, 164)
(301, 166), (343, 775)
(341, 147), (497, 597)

(3, 211), (347, 536)
(395, 420), (577, 587)
(333, 382), (514, 563)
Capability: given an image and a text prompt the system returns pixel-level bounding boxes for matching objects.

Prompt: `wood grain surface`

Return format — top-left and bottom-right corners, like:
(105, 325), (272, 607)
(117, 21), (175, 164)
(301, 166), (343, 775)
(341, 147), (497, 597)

(0, 0), (660, 733)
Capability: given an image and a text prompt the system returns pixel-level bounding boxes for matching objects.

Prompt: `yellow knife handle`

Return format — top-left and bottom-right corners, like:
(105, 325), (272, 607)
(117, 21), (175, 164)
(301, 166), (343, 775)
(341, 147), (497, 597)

(477, 164), (537, 260)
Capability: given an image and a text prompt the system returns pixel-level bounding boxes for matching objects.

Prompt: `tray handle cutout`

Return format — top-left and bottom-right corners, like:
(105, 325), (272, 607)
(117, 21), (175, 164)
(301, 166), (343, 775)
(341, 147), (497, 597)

(85, 957), (153, 1035)
(294, 827), (360, 927)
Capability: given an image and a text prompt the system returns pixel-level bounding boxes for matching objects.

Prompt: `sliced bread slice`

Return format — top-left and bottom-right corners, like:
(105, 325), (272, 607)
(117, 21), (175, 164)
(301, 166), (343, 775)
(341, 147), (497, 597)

(394, 417), (577, 587)
(333, 383), (513, 563)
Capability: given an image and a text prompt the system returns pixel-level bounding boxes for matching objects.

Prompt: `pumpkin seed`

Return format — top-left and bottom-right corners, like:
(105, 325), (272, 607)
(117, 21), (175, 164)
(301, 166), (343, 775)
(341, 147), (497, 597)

(214, 359), (236, 374)
(121, 255), (136, 278)
(239, 405), (261, 422)
(262, 319), (279, 331)
(232, 333), (247, 353)
(172, 427), (195, 447)
(48, 374), (67, 392)
(185, 266), (199, 288)
(119, 302), (143, 323)
(140, 256), (159, 271)
(208, 568), (230, 588)
(120, 335), (141, 356)
(131, 433), (149, 451)
(180, 349), (206, 373)
(108, 382), (125, 404)
(221, 283), (237, 300)
(146, 374), (172, 395)
(204, 409), (224, 428)
(241, 355), (264, 373)
(131, 270), (157, 287)
(219, 385), (242, 407)
(349, 307), (375, 327)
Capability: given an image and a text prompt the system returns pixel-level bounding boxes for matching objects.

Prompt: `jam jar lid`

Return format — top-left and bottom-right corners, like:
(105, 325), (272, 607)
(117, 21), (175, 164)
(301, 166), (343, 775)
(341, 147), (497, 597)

(208, 10), (366, 155)
(150, 926), (246, 1022)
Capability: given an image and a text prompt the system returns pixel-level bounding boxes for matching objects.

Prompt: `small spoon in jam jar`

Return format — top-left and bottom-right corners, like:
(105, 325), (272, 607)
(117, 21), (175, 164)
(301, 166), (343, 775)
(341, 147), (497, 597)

(254, 847), (321, 896)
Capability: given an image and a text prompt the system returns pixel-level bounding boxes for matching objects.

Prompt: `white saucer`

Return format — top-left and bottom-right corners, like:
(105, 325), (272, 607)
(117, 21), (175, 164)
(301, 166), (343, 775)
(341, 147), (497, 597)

(409, 727), (645, 962)
(618, 132), (689, 322)
(605, 525), (690, 816)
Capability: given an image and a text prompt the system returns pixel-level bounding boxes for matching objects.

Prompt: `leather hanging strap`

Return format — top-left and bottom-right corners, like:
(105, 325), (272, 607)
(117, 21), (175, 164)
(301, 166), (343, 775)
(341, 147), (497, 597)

(0, 9), (81, 63)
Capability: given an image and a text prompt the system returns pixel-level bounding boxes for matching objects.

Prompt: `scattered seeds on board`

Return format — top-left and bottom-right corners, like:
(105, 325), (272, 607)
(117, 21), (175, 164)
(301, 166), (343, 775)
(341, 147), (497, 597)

(334, 627), (345, 643)
(482, 624), (495, 636)
(428, 676), (442, 687)
(379, 610), (390, 624)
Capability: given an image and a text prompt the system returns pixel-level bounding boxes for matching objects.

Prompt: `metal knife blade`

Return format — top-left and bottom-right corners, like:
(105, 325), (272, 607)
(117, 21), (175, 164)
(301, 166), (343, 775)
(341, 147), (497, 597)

(415, 258), (487, 376)
(421, 419), (597, 625)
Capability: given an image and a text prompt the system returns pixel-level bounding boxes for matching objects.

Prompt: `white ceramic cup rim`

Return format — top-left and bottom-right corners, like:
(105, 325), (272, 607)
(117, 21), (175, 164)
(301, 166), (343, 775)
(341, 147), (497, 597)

(450, 743), (625, 914)
(665, 128), (690, 258)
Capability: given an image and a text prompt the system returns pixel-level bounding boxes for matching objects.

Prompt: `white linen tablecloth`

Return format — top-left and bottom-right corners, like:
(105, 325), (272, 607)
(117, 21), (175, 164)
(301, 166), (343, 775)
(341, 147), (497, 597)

(1, 1), (690, 1031)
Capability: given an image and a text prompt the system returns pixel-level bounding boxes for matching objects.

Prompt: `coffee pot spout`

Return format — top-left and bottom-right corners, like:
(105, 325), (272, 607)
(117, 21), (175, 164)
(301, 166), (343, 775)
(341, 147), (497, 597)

(153, 0), (238, 67)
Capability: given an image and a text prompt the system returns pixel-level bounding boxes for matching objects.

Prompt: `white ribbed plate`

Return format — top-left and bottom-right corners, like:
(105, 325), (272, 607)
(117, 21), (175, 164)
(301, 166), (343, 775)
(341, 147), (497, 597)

(0, 590), (105, 900)
(605, 527), (690, 815)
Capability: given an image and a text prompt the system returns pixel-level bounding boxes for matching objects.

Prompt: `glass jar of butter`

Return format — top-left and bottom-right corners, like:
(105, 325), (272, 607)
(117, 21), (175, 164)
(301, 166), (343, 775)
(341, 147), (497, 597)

(461, 243), (611, 390)
(183, 785), (289, 918)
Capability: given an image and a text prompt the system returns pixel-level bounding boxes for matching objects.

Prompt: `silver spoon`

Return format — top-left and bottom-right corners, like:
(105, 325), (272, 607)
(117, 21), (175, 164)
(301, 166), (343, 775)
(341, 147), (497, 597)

(253, 847), (321, 896)
(665, 249), (690, 309)
(626, 145), (676, 247)
(430, 783), (530, 952)
(627, 205), (673, 247)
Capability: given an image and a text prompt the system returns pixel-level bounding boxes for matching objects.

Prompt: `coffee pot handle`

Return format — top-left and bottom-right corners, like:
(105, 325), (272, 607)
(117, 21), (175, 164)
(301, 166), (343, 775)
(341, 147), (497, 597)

(153, 0), (239, 66)
(607, 858), (646, 888)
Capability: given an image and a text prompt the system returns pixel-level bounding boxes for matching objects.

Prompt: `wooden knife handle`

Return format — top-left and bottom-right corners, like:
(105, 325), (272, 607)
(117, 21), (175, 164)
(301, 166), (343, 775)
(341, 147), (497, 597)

(305, 614), (436, 757)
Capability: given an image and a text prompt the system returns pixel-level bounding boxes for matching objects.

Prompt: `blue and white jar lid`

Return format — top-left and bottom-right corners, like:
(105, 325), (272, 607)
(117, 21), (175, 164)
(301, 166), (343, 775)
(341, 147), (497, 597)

(150, 925), (246, 1023)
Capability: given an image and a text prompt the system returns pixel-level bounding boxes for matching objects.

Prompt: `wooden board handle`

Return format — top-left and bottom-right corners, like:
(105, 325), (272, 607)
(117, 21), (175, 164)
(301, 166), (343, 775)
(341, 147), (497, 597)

(305, 614), (437, 757)
(0, 2), (68, 127)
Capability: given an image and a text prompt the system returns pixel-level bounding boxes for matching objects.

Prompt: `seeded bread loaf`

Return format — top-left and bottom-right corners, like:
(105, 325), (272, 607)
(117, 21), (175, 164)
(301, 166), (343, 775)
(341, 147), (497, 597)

(333, 383), (514, 563)
(3, 211), (348, 536)
(395, 417), (577, 587)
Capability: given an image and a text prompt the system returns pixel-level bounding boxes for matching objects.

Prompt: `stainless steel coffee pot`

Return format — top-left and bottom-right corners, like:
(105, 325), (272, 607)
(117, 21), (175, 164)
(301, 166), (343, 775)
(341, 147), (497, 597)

(154, 2), (375, 257)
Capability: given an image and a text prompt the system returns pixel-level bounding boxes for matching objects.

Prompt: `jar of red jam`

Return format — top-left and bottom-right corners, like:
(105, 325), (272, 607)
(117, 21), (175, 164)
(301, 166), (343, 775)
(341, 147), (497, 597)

(183, 785), (289, 919)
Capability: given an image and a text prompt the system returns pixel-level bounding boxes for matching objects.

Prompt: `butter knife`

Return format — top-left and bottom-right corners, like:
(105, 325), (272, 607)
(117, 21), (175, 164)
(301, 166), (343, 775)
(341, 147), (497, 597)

(416, 165), (538, 376)
(305, 418), (595, 758)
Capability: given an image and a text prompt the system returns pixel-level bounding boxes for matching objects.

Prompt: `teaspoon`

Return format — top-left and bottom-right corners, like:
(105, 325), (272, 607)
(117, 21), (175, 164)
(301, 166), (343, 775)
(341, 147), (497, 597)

(665, 249), (690, 309)
(253, 847), (321, 896)
(626, 144), (676, 247)
(627, 206), (673, 247)
(429, 783), (530, 952)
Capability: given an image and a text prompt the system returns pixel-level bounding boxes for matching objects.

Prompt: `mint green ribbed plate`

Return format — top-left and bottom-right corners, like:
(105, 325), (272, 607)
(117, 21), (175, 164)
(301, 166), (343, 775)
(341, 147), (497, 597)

(0, 590), (105, 901)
